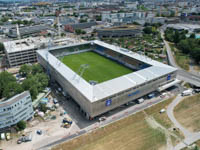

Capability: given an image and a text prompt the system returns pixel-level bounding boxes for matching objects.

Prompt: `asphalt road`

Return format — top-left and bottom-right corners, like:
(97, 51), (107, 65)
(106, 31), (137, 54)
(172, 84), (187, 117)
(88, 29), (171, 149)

(160, 29), (200, 87)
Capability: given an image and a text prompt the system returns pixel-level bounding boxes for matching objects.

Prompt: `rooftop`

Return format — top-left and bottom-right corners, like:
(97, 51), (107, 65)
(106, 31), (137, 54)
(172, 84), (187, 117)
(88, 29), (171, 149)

(37, 40), (177, 103)
(0, 91), (30, 108)
(3, 37), (85, 54)
(3, 37), (50, 53)
(167, 24), (200, 32)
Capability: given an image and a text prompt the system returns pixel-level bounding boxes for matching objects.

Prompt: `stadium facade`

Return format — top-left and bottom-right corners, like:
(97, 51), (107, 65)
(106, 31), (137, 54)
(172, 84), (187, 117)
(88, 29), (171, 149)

(37, 40), (178, 119)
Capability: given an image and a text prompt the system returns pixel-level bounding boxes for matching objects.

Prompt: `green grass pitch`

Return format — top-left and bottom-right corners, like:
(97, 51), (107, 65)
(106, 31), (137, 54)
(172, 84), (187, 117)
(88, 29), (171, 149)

(60, 51), (133, 83)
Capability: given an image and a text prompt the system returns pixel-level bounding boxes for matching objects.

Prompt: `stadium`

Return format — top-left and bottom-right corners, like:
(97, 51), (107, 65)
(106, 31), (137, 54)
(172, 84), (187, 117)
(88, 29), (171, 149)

(37, 40), (178, 119)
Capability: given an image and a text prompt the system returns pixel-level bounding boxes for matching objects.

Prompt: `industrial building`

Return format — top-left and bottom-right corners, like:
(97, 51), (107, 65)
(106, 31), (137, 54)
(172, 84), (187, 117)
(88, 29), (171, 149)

(7, 24), (52, 38)
(64, 22), (97, 33)
(0, 91), (34, 129)
(96, 25), (142, 38)
(37, 40), (179, 119)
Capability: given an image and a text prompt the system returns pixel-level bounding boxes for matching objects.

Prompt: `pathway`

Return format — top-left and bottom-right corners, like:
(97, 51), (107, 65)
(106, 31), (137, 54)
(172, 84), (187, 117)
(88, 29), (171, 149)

(167, 94), (200, 150)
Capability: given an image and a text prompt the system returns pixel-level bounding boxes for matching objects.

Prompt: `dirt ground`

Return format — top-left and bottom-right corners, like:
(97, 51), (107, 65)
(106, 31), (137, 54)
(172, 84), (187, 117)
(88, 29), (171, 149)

(0, 98), (80, 150)
(174, 94), (200, 132)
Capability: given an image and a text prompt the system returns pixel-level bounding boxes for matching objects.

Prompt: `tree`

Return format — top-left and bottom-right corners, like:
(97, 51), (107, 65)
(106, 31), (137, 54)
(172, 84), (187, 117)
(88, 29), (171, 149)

(95, 15), (102, 21)
(191, 47), (200, 63)
(22, 77), (38, 100)
(0, 71), (17, 99)
(79, 19), (87, 23)
(19, 64), (31, 77)
(143, 27), (153, 34)
(40, 103), (48, 113)
(61, 33), (66, 37)
(190, 33), (196, 39)
(29, 85), (38, 100)
(3, 82), (23, 99)
(0, 42), (4, 52)
(177, 40), (191, 54)
(35, 73), (49, 92)
(31, 64), (43, 75)
(173, 30), (180, 44)
(75, 29), (84, 35)
(17, 120), (26, 130)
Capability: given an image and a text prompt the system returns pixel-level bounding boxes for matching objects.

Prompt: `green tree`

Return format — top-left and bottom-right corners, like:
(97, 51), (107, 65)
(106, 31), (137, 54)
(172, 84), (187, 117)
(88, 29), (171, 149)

(143, 27), (153, 34)
(190, 33), (196, 39)
(35, 73), (49, 92)
(19, 64), (31, 77)
(31, 64), (43, 75)
(22, 77), (38, 100)
(29, 85), (38, 100)
(3, 82), (23, 99)
(75, 29), (82, 35)
(191, 47), (200, 63)
(177, 40), (191, 54)
(0, 42), (4, 52)
(0, 71), (17, 99)
(17, 120), (26, 130)
(40, 103), (48, 113)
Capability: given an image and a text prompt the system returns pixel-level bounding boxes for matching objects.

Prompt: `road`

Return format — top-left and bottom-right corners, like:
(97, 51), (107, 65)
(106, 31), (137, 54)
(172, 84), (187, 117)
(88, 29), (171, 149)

(160, 29), (200, 87)
(167, 94), (200, 150)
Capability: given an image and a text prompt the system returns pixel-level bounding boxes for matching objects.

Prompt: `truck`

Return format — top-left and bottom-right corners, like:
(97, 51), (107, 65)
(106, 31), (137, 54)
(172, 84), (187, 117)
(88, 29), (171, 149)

(137, 98), (144, 104)
(181, 89), (193, 96)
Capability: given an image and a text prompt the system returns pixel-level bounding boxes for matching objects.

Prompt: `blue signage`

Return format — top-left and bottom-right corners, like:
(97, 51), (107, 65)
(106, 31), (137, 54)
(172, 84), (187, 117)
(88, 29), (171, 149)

(167, 74), (171, 81)
(105, 99), (112, 106)
(128, 90), (140, 97)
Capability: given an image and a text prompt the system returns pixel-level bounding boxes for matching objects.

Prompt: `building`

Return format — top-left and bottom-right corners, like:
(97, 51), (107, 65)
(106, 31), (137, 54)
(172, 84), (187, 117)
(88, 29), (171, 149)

(166, 24), (200, 33)
(37, 40), (179, 120)
(7, 24), (52, 38)
(64, 22), (97, 33)
(3, 37), (50, 67)
(96, 25), (142, 38)
(0, 91), (34, 129)
(3, 37), (83, 68)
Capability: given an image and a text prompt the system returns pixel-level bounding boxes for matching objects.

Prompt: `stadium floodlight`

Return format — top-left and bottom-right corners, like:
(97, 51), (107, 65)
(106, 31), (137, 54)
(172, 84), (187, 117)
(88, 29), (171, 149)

(73, 64), (90, 82)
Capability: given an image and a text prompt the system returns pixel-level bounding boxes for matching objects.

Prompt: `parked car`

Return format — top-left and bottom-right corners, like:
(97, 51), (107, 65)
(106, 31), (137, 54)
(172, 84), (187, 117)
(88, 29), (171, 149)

(17, 134), (32, 144)
(36, 130), (42, 135)
(137, 98), (144, 104)
(53, 98), (58, 104)
(147, 93), (155, 99)
(194, 89), (200, 93)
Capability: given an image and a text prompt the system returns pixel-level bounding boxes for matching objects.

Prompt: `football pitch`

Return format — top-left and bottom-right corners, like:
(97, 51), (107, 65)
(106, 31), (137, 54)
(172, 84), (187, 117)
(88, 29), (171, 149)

(60, 51), (133, 83)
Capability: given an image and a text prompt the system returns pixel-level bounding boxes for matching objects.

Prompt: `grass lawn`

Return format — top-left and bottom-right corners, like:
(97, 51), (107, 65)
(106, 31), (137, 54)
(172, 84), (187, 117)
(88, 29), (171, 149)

(52, 98), (182, 150)
(60, 51), (133, 83)
(174, 94), (200, 132)
(169, 43), (190, 71)
(144, 97), (184, 142)
(53, 112), (166, 150)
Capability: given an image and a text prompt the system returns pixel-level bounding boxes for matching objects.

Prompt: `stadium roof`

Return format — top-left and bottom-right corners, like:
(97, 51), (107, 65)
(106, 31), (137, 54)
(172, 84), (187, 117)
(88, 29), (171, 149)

(37, 40), (177, 103)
